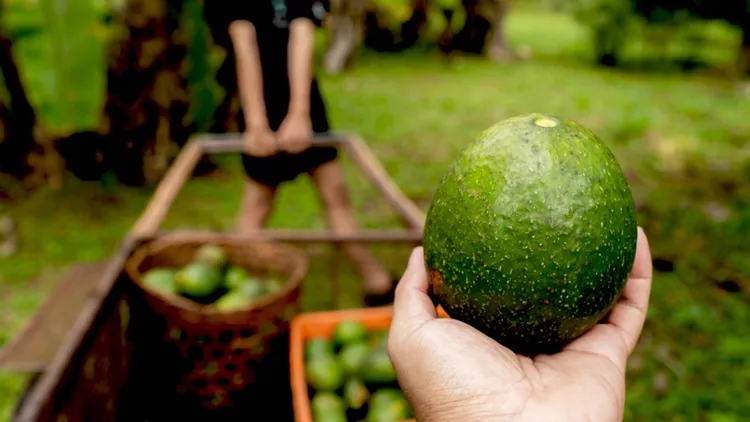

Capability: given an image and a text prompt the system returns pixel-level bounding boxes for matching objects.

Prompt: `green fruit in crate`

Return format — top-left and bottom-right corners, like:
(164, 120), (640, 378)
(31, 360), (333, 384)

(306, 356), (344, 392)
(367, 389), (412, 422)
(338, 342), (370, 376)
(423, 113), (638, 354)
(311, 392), (347, 422)
(332, 320), (368, 348)
(361, 347), (397, 384)
(343, 377), (370, 410)
(214, 290), (252, 312)
(175, 262), (223, 298)
(306, 337), (335, 361)
(224, 266), (249, 290)
(141, 268), (177, 294)
(193, 244), (228, 268)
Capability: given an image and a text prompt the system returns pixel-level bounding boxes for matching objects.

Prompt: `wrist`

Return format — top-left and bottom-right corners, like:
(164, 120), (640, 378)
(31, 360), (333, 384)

(410, 390), (524, 422)
(287, 100), (310, 118)
(421, 404), (521, 422)
(245, 113), (270, 131)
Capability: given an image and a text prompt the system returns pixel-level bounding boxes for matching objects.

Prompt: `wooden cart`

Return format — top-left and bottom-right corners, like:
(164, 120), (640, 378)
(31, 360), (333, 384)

(0, 133), (425, 422)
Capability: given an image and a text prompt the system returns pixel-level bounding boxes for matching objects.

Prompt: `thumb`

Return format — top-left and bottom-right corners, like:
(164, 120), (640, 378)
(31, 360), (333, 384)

(391, 247), (437, 333)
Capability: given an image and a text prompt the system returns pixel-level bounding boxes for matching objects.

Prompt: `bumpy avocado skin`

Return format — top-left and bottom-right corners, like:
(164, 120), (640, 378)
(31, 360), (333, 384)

(423, 113), (638, 354)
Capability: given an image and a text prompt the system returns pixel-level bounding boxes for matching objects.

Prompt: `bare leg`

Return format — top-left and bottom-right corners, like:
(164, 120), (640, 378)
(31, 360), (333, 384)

(309, 160), (392, 295)
(236, 180), (277, 233)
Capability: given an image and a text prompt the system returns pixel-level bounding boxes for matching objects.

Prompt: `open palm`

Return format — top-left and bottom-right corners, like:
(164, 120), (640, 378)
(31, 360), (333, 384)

(388, 228), (652, 422)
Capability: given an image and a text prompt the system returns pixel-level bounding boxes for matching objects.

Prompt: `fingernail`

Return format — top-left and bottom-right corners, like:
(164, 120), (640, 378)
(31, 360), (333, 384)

(408, 247), (423, 267)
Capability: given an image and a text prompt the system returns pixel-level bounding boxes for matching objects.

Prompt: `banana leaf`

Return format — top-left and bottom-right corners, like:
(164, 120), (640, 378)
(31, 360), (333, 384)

(5, 0), (110, 134)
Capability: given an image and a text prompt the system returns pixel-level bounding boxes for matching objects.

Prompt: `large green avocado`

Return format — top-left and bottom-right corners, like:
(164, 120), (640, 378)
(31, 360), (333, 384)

(423, 113), (637, 354)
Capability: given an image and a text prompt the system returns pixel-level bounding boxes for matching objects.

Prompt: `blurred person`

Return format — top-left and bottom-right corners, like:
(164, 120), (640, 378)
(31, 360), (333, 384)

(388, 227), (653, 422)
(223, 0), (395, 305)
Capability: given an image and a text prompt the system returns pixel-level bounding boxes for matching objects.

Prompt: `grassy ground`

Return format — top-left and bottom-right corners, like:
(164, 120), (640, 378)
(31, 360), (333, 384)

(2, 7), (750, 422)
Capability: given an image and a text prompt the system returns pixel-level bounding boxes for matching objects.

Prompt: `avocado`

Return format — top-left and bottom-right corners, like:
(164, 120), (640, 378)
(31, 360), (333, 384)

(213, 290), (252, 312)
(332, 320), (368, 348)
(361, 347), (397, 384)
(338, 341), (370, 376)
(343, 377), (370, 410)
(193, 244), (228, 269)
(367, 389), (412, 421)
(311, 392), (347, 422)
(224, 266), (249, 290)
(306, 355), (344, 392)
(141, 268), (176, 295)
(174, 262), (223, 299)
(423, 113), (638, 354)
(237, 279), (267, 301)
(306, 337), (335, 361)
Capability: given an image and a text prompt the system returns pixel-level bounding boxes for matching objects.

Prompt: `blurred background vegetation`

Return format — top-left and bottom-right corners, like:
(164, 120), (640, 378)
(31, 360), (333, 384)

(1, 0), (750, 420)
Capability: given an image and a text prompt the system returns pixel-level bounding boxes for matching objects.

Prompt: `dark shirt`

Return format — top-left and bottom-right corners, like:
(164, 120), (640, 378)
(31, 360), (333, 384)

(219, 1), (336, 186)
(227, 0), (328, 131)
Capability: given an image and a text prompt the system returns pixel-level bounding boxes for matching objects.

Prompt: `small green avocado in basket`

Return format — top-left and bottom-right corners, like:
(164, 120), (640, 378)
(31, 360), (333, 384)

(141, 268), (178, 295)
(139, 243), (278, 310)
(175, 262), (223, 299)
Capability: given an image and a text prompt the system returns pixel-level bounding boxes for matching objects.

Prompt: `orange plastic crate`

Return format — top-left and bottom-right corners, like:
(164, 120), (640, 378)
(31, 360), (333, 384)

(290, 306), (449, 422)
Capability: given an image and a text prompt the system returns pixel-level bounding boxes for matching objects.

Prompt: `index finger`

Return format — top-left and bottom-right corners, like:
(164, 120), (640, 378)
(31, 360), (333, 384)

(391, 247), (437, 334)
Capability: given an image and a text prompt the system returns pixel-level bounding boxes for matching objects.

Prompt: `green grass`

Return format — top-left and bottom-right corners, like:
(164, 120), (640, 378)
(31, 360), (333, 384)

(2, 7), (750, 421)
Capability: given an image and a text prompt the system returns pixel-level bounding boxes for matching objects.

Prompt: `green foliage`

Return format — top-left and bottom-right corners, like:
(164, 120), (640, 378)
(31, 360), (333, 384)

(567, 0), (635, 61)
(371, 0), (466, 41)
(3, 0), (109, 134)
(569, 0), (634, 29)
(434, 0), (462, 10)
(567, 0), (746, 67)
(180, 0), (224, 133)
(371, 0), (414, 30)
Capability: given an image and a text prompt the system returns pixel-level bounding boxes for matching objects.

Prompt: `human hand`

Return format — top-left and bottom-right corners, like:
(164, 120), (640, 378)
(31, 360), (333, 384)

(277, 111), (312, 154)
(243, 126), (278, 157)
(388, 227), (652, 422)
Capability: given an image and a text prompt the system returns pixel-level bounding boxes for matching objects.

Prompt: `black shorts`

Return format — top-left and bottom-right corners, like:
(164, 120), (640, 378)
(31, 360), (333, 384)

(238, 80), (338, 188)
(240, 145), (338, 188)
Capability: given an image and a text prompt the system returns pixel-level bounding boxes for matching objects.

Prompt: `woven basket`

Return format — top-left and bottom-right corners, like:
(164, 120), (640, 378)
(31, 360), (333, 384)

(125, 233), (308, 410)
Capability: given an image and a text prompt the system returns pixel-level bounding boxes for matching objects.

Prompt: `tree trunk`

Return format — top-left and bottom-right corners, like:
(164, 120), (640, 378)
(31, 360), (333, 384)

(739, 21), (750, 77)
(322, 0), (514, 73)
(203, 0), (241, 134)
(323, 0), (369, 75)
(0, 28), (39, 179)
(483, 0), (514, 61)
(363, 0), (429, 53)
(452, 0), (514, 60)
(102, 0), (192, 187)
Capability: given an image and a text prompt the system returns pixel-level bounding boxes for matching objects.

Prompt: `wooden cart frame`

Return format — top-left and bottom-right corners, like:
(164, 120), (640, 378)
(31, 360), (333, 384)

(5, 133), (426, 422)
(131, 132), (425, 240)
